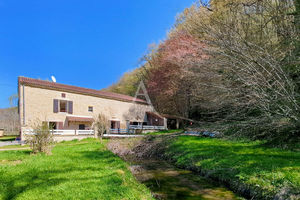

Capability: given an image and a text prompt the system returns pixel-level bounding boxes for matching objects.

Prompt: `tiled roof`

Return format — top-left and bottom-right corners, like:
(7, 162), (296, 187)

(67, 116), (94, 122)
(18, 77), (147, 104)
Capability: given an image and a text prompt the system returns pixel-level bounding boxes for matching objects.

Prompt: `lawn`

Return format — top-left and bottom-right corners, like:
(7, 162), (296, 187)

(165, 136), (300, 198)
(0, 144), (29, 150)
(0, 138), (153, 200)
(146, 129), (182, 136)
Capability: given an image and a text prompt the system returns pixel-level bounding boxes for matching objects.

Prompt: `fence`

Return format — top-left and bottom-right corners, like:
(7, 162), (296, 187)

(23, 125), (166, 136)
(128, 125), (166, 130)
(23, 129), (94, 136)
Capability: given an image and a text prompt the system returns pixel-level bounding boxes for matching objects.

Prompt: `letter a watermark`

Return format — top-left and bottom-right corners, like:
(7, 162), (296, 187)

(133, 81), (156, 112)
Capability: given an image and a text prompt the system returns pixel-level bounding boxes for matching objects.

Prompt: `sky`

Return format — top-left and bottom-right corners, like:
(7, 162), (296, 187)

(0, 0), (196, 108)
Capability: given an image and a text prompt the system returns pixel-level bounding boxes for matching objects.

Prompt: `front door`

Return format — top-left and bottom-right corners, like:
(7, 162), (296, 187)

(79, 124), (85, 130)
(110, 121), (120, 129)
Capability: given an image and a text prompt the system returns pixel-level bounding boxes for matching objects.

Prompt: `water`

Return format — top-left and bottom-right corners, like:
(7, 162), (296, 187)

(128, 159), (244, 200)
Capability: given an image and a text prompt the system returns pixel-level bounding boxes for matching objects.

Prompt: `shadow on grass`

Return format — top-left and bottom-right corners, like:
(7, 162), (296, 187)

(0, 150), (31, 161)
(0, 145), (131, 200)
(0, 136), (17, 142)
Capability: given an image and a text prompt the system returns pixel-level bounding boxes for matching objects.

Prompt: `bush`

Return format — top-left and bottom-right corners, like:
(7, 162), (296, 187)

(93, 113), (109, 143)
(26, 122), (55, 155)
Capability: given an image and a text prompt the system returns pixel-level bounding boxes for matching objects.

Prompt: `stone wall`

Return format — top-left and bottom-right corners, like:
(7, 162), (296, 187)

(19, 84), (153, 134)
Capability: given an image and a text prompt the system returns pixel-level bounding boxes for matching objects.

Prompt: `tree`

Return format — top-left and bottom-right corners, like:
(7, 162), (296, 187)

(93, 114), (109, 144)
(285, 0), (300, 90)
(174, 0), (299, 140)
(145, 31), (217, 118)
(105, 67), (148, 97)
(0, 93), (20, 135)
(105, 0), (299, 141)
(8, 93), (18, 107)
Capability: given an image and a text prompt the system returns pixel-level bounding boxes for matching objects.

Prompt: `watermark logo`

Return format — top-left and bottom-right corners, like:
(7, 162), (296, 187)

(133, 81), (156, 113)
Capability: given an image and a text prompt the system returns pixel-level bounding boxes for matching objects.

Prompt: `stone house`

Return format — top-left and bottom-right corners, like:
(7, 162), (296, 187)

(18, 77), (166, 140)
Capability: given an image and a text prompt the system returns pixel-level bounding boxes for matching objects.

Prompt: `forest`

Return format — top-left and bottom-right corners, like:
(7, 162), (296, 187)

(106, 0), (300, 145)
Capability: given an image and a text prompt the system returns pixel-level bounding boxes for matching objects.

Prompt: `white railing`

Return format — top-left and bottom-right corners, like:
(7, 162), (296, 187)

(109, 129), (135, 134)
(23, 126), (166, 136)
(129, 125), (166, 130)
(23, 129), (94, 136)
(77, 130), (94, 135)
(52, 130), (76, 135)
(23, 129), (35, 135)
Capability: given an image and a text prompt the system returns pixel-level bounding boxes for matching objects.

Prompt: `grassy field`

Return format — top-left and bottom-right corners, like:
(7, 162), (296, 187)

(0, 144), (29, 150)
(0, 138), (153, 200)
(165, 136), (300, 198)
(146, 129), (182, 136)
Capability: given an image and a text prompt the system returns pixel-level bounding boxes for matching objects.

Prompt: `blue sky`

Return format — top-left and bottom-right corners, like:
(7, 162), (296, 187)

(0, 0), (196, 108)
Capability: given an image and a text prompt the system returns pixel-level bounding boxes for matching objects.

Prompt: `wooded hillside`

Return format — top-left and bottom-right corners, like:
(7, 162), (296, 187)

(0, 107), (19, 135)
(106, 0), (300, 143)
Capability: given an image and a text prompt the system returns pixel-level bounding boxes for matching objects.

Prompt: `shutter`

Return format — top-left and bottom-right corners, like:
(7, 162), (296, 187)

(68, 101), (73, 114)
(53, 99), (59, 113)
(57, 122), (64, 130)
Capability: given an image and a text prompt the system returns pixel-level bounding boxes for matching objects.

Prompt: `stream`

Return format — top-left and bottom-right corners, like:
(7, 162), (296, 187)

(107, 138), (244, 200)
(127, 158), (244, 200)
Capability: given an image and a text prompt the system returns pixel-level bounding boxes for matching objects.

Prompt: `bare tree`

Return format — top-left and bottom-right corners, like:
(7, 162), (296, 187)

(0, 94), (20, 135)
(8, 93), (18, 107)
(176, 0), (298, 116)
(93, 114), (109, 144)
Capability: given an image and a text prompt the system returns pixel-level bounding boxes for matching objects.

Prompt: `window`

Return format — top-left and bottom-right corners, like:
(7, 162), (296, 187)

(49, 122), (57, 130)
(130, 121), (139, 125)
(54, 99), (73, 114)
(61, 93), (66, 98)
(130, 121), (143, 126)
(79, 124), (85, 130)
(110, 121), (120, 129)
(88, 106), (93, 112)
(60, 100), (67, 112)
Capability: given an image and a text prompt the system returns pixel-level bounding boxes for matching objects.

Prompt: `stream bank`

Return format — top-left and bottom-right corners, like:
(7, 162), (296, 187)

(107, 136), (244, 200)
(107, 134), (300, 200)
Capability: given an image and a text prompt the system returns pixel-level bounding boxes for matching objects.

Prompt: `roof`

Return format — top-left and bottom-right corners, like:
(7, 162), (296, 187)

(161, 114), (195, 122)
(146, 111), (164, 119)
(67, 116), (94, 122)
(18, 77), (147, 104)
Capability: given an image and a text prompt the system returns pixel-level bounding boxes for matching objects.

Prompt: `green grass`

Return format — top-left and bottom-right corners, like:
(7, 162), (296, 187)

(0, 144), (29, 150)
(0, 138), (153, 200)
(146, 129), (182, 136)
(0, 136), (17, 141)
(166, 136), (300, 197)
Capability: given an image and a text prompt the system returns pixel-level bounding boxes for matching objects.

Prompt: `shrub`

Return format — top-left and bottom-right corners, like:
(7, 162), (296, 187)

(26, 122), (55, 155)
(93, 113), (109, 143)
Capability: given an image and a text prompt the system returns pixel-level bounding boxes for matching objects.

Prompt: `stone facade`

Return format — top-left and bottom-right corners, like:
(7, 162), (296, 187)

(19, 78), (155, 140)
